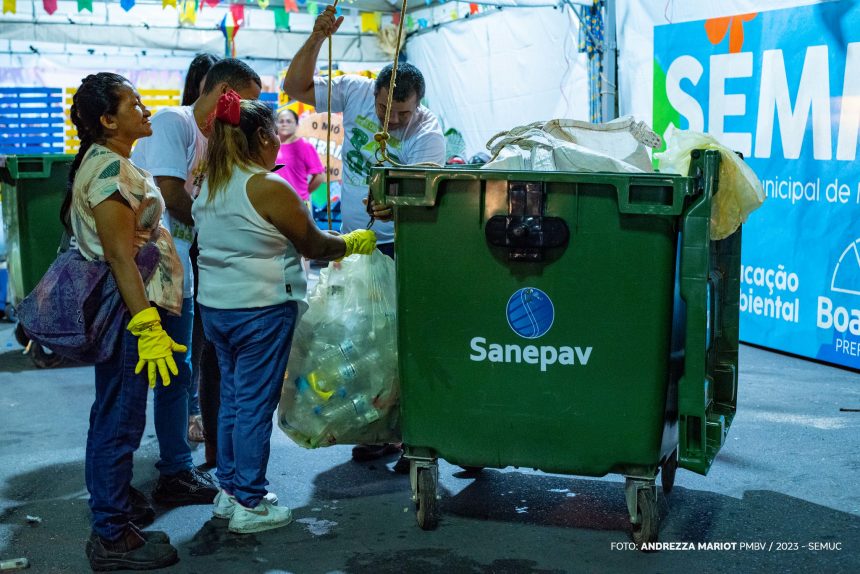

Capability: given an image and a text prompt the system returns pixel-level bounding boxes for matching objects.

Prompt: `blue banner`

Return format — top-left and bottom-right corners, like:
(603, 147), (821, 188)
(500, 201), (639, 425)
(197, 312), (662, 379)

(654, 2), (860, 370)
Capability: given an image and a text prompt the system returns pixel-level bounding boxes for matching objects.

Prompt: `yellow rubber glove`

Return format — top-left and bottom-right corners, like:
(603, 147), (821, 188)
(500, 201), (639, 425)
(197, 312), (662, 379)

(341, 229), (377, 258)
(127, 307), (188, 389)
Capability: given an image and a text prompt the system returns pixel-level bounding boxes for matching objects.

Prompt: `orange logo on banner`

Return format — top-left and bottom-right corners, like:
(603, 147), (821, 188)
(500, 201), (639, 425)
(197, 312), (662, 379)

(296, 112), (344, 182)
(704, 13), (757, 53)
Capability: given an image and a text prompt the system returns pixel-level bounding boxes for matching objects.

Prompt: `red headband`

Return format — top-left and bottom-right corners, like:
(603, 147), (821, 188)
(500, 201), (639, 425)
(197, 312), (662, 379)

(215, 89), (242, 126)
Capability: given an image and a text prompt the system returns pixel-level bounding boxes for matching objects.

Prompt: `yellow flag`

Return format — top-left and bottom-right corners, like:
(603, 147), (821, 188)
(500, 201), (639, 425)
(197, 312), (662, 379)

(257, 0), (269, 8)
(360, 11), (381, 34)
(2, 0), (15, 14)
(162, 0), (176, 9)
(179, 0), (196, 24)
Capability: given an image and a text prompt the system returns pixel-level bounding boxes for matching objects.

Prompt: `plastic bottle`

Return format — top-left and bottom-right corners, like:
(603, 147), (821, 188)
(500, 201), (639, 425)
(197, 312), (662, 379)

(288, 377), (327, 441)
(313, 393), (381, 441)
(305, 339), (359, 400)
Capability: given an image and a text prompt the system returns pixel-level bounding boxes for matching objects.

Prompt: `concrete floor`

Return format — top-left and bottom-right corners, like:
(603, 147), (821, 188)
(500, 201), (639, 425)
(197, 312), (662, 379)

(0, 322), (858, 574)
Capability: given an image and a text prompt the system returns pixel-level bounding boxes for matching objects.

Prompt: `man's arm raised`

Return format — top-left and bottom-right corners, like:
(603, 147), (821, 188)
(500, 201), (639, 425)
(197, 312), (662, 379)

(282, 5), (344, 106)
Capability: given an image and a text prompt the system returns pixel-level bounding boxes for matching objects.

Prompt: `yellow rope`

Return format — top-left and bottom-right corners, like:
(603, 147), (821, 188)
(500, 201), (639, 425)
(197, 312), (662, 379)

(374, 0), (409, 167)
(325, 0), (340, 231)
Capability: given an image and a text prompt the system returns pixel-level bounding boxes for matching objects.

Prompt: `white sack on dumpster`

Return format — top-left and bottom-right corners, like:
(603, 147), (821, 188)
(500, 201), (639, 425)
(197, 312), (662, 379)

(278, 251), (400, 448)
(654, 126), (765, 240)
(483, 116), (662, 173)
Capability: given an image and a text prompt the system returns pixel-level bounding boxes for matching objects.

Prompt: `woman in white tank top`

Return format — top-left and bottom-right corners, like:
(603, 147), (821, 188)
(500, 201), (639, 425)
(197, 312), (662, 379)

(193, 90), (376, 534)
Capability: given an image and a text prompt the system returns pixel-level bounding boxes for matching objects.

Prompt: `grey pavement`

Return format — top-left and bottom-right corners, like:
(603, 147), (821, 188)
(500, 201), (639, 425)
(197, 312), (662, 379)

(0, 322), (858, 574)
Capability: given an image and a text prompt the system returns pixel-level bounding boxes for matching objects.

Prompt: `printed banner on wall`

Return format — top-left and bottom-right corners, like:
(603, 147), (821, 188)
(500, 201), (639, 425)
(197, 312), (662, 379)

(654, 2), (860, 369)
(296, 112), (344, 183)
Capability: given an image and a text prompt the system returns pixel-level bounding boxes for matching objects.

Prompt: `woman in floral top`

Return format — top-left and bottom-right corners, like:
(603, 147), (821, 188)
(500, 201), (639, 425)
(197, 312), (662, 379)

(58, 73), (184, 571)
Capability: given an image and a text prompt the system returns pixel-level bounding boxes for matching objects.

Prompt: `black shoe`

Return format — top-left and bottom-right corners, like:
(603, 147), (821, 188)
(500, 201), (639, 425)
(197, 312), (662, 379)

(129, 486), (155, 528)
(152, 468), (218, 506)
(86, 528), (178, 571)
(128, 523), (170, 545)
(351, 443), (401, 462)
(87, 527), (170, 559)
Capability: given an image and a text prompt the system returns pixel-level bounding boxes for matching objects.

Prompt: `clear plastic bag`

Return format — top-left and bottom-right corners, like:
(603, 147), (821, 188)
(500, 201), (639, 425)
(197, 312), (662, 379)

(277, 250), (400, 448)
(655, 126), (765, 240)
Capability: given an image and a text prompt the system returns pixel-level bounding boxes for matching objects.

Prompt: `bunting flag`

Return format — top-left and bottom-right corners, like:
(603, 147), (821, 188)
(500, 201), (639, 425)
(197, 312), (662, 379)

(392, 11), (400, 25)
(283, 0), (297, 12)
(360, 11), (381, 33)
(162, 0), (176, 8)
(417, 17), (428, 29)
(469, 3), (478, 14)
(43, 0), (57, 14)
(307, 1), (317, 17)
(450, 9), (458, 20)
(257, 0), (269, 9)
(405, 14), (415, 31)
(203, 0), (220, 6)
(77, 0), (92, 12)
(274, 7), (290, 29)
(230, 2), (244, 26)
(2, 0), (14, 14)
(219, 12), (241, 57)
(120, 0), (134, 11)
(179, 0), (196, 24)
(296, 0), (306, 6)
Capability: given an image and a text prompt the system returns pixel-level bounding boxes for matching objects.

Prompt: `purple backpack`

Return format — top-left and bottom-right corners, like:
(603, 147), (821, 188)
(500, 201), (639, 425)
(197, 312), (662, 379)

(17, 243), (160, 364)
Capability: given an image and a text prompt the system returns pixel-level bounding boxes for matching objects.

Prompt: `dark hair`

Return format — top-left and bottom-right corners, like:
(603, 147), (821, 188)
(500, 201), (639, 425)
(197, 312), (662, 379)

(60, 73), (130, 234)
(374, 62), (425, 102)
(201, 58), (261, 96)
(206, 99), (276, 201)
(279, 108), (299, 123)
(181, 53), (221, 106)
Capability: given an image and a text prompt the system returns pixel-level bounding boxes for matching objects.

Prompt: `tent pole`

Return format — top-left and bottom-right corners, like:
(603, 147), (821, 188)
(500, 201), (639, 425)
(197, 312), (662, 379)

(602, 0), (618, 120)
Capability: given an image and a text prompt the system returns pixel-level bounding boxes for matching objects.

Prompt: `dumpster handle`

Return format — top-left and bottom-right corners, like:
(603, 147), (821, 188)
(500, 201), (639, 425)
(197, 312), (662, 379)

(615, 178), (684, 215)
(8, 157), (55, 180)
(380, 171), (482, 207)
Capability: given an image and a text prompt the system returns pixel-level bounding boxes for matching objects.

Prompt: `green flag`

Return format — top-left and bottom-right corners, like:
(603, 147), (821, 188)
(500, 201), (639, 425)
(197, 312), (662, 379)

(78, 0), (92, 12)
(274, 7), (290, 30)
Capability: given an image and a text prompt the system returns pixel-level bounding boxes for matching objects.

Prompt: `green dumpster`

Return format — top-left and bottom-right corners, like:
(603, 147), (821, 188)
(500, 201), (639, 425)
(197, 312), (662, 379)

(369, 149), (740, 544)
(1, 154), (73, 367)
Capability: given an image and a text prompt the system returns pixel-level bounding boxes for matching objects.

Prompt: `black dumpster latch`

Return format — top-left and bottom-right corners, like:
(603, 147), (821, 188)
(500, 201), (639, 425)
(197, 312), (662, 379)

(485, 181), (569, 261)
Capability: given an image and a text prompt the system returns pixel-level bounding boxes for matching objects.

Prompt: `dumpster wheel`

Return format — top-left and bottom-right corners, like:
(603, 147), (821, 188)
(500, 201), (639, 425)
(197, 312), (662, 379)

(631, 489), (658, 546)
(661, 450), (678, 495)
(415, 468), (439, 530)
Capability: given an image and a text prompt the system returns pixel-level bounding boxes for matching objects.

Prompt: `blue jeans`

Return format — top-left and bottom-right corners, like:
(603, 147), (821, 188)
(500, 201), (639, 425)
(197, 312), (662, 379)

(200, 302), (297, 508)
(154, 297), (194, 476)
(86, 307), (183, 541)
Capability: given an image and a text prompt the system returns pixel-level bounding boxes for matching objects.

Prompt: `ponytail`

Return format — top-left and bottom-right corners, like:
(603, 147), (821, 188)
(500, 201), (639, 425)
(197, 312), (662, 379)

(206, 95), (276, 202)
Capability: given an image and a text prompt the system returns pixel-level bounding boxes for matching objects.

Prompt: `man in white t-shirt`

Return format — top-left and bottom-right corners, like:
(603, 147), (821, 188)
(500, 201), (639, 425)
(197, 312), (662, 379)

(282, 5), (446, 258)
(283, 6), (446, 468)
(131, 58), (262, 510)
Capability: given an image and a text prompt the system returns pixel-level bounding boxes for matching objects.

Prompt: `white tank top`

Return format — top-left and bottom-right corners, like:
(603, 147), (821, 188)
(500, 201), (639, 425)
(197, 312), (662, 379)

(193, 165), (307, 311)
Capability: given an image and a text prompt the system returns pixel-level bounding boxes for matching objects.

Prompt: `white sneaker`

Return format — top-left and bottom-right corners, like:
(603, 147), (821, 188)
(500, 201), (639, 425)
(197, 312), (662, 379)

(228, 498), (292, 534)
(213, 489), (279, 519)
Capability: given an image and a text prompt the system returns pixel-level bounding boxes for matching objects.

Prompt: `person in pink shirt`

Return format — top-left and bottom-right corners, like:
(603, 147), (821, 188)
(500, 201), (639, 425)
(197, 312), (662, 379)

(274, 109), (325, 202)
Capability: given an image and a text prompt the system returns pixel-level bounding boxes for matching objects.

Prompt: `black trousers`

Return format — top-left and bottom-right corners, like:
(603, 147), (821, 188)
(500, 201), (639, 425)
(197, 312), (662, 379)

(190, 241), (221, 450)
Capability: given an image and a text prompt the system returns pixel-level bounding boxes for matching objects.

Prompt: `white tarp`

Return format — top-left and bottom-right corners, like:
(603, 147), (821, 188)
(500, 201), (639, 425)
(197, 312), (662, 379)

(407, 5), (589, 159)
(615, 0), (831, 124)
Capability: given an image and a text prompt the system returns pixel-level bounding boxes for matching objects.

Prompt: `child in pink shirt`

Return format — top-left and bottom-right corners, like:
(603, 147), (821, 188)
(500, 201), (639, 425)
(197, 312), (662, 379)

(274, 109), (325, 201)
